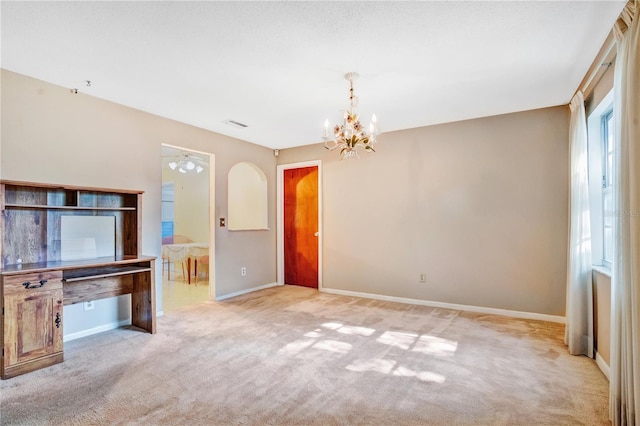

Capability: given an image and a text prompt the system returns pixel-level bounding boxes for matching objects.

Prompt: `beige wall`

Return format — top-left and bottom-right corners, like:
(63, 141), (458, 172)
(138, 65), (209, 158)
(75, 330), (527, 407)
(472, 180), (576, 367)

(585, 62), (615, 117)
(593, 270), (611, 366)
(162, 165), (210, 243)
(1, 69), (277, 319)
(1, 67), (572, 322)
(278, 106), (569, 316)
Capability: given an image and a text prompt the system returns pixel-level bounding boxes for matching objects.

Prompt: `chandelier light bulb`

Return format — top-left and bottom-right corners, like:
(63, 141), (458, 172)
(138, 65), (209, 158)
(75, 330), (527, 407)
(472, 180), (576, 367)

(167, 154), (207, 174)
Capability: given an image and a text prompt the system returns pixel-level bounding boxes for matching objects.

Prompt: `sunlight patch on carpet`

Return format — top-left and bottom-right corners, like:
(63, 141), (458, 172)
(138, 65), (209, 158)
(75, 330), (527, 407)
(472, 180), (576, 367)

(312, 339), (352, 354)
(280, 338), (315, 355)
(377, 331), (418, 350)
(346, 359), (447, 383)
(377, 331), (458, 356)
(412, 335), (458, 356)
(336, 325), (376, 336)
(321, 322), (343, 330)
(393, 366), (446, 383)
(346, 358), (397, 374)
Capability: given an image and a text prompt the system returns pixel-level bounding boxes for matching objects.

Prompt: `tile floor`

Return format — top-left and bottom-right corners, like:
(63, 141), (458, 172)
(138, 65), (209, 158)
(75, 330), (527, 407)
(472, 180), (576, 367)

(162, 265), (210, 313)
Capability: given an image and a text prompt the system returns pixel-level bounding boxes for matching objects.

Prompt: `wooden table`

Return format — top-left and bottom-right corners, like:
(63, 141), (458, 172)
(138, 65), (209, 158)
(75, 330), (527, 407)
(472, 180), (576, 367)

(161, 243), (208, 284)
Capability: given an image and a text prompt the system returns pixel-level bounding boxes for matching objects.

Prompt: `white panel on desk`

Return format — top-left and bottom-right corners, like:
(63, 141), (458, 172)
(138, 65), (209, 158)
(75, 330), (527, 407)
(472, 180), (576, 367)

(60, 215), (116, 261)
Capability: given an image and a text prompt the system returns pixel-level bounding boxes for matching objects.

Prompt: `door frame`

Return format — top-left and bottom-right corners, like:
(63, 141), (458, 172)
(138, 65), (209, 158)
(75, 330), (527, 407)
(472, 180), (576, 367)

(277, 160), (323, 290)
(161, 143), (216, 302)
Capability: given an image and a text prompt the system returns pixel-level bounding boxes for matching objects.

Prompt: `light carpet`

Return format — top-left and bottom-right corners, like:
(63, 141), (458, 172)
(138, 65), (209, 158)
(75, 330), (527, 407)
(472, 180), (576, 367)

(0, 286), (609, 425)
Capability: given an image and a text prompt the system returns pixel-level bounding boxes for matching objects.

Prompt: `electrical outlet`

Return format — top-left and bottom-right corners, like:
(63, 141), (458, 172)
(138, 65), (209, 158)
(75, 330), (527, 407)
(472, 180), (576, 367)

(83, 300), (95, 311)
(419, 273), (426, 283)
(241, 267), (247, 276)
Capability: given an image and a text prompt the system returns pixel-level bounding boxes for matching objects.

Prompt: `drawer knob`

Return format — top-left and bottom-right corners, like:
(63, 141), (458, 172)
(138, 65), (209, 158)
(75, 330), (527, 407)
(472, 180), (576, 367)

(55, 312), (61, 329)
(22, 279), (47, 289)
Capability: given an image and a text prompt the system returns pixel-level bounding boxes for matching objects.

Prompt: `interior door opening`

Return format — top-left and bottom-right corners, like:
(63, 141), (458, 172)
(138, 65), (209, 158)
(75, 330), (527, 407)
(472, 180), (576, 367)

(161, 144), (215, 312)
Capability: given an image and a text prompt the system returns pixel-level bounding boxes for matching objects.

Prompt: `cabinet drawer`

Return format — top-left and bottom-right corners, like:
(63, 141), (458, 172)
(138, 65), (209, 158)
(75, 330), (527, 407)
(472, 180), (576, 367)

(2, 271), (63, 295)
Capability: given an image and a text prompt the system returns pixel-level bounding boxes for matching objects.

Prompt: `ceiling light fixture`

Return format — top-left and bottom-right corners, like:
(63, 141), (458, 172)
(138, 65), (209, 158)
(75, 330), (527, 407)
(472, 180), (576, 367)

(323, 72), (379, 160)
(167, 154), (207, 174)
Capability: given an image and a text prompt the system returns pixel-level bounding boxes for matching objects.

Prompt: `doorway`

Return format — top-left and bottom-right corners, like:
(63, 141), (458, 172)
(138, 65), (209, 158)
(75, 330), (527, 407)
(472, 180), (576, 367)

(161, 144), (215, 312)
(277, 160), (322, 289)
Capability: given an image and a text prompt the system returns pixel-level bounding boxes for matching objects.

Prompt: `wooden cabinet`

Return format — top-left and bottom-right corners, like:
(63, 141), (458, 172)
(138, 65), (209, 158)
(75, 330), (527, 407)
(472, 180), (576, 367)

(0, 181), (155, 379)
(2, 271), (64, 378)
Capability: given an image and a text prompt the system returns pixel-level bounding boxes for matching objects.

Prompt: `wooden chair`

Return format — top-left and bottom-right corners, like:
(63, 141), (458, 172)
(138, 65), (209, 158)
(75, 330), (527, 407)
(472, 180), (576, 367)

(195, 255), (209, 284)
(162, 235), (193, 280)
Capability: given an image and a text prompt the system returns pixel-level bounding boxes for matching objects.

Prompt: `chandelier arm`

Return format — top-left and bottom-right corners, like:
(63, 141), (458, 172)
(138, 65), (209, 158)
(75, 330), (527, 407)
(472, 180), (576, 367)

(324, 139), (340, 151)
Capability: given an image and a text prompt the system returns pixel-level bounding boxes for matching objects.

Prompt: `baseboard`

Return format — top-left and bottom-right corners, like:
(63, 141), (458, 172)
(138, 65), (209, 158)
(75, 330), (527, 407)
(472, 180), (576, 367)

(595, 351), (610, 380)
(216, 282), (279, 301)
(63, 318), (132, 342)
(320, 288), (565, 324)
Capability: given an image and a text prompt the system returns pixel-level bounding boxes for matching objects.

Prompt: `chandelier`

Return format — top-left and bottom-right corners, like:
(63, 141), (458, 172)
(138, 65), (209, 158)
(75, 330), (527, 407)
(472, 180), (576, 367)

(167, 154), (206, 174)
(323, 72), (379, 159)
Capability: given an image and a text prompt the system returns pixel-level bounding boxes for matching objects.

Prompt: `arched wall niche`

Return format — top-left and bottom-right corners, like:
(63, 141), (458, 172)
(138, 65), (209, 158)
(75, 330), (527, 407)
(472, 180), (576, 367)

(228, 161), (268, 230)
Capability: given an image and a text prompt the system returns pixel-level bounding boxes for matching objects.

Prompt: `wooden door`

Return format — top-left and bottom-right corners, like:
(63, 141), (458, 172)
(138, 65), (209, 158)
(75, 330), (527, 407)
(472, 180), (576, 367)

(3, 288), (63, 367)
(284, 166), (319, 288)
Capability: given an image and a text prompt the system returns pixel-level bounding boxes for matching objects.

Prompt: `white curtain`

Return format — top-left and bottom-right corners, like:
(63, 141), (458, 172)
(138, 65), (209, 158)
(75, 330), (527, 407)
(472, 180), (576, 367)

(610, 1), (640, 424)
(564, 91), (593, 357)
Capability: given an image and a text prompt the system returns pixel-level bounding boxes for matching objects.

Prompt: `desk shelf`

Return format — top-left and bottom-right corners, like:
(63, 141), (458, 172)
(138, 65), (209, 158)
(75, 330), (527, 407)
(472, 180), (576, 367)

(63, 265), (152, 282)
(1, 181), (141, 266)
(4, 204), (137, 211)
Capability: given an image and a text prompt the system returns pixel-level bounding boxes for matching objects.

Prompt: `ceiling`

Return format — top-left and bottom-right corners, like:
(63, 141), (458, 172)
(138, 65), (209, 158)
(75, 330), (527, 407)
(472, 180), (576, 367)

(1, 1), (625, 150)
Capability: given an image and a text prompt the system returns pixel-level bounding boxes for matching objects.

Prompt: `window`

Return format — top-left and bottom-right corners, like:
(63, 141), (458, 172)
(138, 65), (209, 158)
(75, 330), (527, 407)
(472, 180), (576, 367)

(161, 183), (175, 239)
(587, 89), (614, 269)
(601, 109), (614, 267)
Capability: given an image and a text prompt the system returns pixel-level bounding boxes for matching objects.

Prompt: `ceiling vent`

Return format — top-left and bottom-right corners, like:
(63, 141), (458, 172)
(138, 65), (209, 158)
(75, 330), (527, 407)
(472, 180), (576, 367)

(224, 119), (248, 129)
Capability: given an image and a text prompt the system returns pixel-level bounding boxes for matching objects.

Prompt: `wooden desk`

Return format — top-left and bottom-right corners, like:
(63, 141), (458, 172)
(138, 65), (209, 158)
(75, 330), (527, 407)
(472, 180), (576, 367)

(0, 255), (156, 379)
(0, 180), (154, 379)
